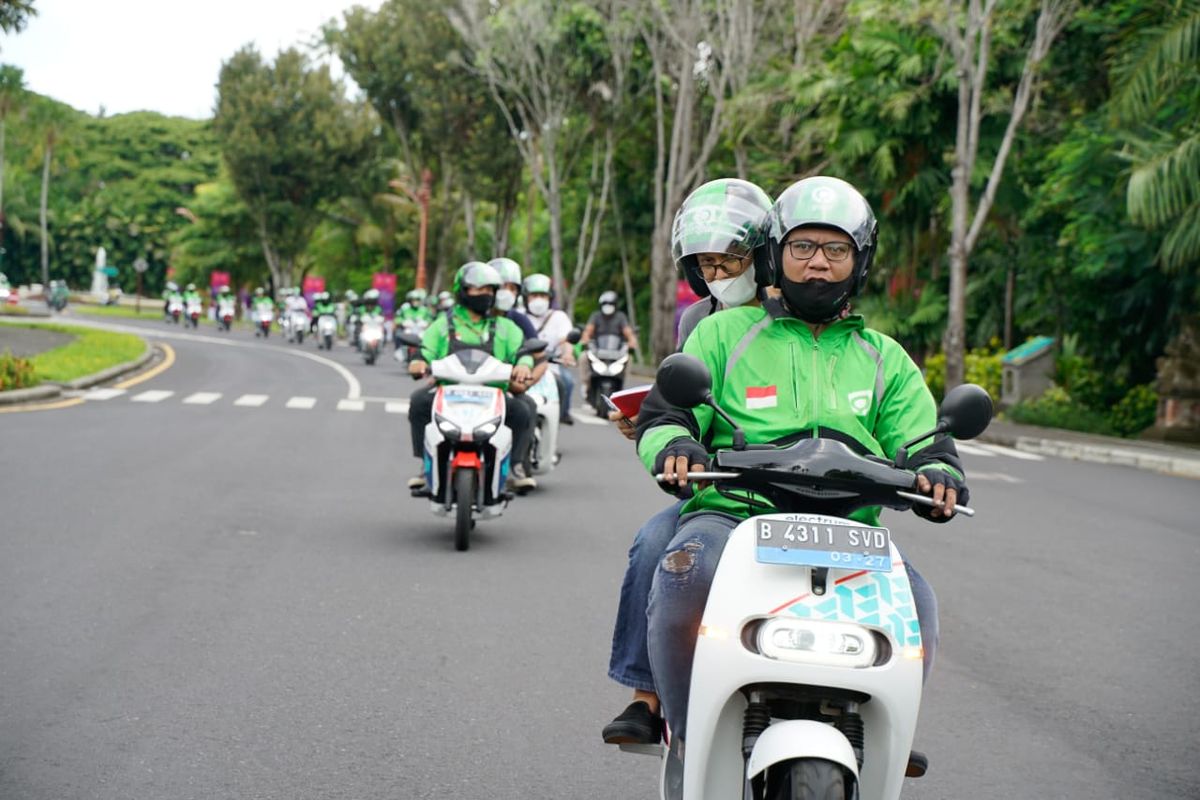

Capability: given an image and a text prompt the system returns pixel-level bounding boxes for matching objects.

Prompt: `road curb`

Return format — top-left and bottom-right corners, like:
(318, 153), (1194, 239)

(0, 340), (154, 405)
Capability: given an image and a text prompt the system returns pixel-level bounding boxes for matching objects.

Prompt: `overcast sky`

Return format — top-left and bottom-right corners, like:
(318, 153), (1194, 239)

(0, 0), (382, 119)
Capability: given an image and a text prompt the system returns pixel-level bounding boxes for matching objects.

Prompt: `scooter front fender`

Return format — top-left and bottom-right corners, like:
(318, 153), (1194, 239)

(746, 720), (859, 783)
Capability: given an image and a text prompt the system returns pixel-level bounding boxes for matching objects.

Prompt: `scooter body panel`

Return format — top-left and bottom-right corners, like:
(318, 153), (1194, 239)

(527, 367), (561, 474)
(680, 515), (922, 800)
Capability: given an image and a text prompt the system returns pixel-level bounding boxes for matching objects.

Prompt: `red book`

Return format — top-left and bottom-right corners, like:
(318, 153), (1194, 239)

(606, 384), (652, 418)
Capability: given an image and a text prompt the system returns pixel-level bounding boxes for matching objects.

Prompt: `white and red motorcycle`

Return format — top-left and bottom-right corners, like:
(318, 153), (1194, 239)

(360, 317), (385, 365)
(216, 296), (236, 332)
(400, 334), (545, 551)
(627, 354), (992, 800)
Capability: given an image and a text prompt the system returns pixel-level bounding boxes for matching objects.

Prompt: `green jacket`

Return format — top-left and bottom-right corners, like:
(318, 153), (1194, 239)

(313, 301), (336, 316)
(638, 305), (962, 525)
(399, 303), (433, 324)
(420, 306), (534, 385)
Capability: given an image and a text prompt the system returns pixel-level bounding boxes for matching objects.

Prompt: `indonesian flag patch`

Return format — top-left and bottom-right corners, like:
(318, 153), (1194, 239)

(746, 385), (778, 409)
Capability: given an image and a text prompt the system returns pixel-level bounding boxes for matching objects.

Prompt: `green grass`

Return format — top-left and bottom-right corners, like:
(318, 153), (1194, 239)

(0, 305), (30, 316)
(28, 323), (146, 384)
(72, 303), (166, 319)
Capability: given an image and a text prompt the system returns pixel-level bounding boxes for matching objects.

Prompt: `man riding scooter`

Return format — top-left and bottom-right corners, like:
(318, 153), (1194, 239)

(406, 262), (538, 494)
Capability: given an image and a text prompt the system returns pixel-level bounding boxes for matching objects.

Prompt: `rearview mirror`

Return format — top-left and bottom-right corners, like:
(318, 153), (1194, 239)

(517, 338), (548, 358)
(395, 331), (423, 349)
(938, 384), (993, 441)
(566, 328), (582, 345)
(655, 353), (713, 409)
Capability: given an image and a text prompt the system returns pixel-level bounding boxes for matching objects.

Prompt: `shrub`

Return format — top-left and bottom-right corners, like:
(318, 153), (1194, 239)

(923, 342), (1003, 404)
(1007, 386), (1117, 436)
(0, 349), (37, 390)
(1108, 383), (1158, 438)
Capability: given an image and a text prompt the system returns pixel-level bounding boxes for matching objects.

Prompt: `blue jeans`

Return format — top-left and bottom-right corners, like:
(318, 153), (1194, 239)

(645, 512), (939, 740)
(608, 501), (686, 691)
(555, 364), (575, 419)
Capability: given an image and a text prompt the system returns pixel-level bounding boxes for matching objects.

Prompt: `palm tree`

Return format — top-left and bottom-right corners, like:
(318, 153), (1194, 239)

(31, 105), (69, 286)
(1112, 1), (1200, 273)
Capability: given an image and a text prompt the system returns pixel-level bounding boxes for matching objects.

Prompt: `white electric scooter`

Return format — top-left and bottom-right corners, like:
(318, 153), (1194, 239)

(317, 313), (337, 350)
(360, 317), (385, 365)
(629, 354), (992, 800)
(216, 296), (236, 331)
(399, 333), (545, 551)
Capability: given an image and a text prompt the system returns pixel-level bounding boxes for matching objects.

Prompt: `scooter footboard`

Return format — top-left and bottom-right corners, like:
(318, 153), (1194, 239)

(746, 720), (859, 782)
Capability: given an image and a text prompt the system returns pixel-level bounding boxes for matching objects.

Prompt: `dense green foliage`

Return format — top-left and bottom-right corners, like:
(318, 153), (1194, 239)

(0, 347), (35, 389)
(0, 0), (1194, 435)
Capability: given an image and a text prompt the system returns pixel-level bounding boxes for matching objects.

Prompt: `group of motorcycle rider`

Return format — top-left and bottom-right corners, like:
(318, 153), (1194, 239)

(157, 172), (969, 773)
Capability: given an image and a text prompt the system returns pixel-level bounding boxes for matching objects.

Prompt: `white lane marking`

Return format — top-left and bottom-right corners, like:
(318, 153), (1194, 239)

(384, 401), (409, 414)
(967, 471), (1023, 483)
(183, 392), (222, 405)
(570, 410), (610, 426)
(337, 399), (366, 412)
(30, 317), (362, 400)
(131, 390), (174, 403)
(974, 442), (1045, 461)
(84, 388), (126, 400)
(234, 394), (269, 407)
(955, 442), (996, 457)
(286, 396), (317, 410)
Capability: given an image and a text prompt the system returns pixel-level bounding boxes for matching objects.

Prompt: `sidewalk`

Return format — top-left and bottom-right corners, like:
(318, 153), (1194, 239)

(628, 362), (1200, 480)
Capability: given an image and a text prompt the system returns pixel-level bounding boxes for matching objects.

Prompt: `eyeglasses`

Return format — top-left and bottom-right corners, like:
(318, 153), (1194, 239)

(696, 255), (749, 280)
(784, 239), (854, 262)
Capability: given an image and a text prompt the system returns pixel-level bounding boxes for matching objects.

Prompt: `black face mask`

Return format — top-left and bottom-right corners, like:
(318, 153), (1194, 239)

(780, 275), (853, 323)
(462, 292), (495, 315)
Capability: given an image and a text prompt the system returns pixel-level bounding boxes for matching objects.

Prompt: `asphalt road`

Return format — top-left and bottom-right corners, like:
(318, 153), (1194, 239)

(2, 315), (1197, 799)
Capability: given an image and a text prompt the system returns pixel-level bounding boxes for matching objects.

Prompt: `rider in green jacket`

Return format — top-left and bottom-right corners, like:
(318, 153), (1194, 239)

(628, 176), (968, 746)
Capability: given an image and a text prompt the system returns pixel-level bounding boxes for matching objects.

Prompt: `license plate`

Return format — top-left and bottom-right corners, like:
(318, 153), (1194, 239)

(444, 387), (492, 405)
(754, 515), (892, 572)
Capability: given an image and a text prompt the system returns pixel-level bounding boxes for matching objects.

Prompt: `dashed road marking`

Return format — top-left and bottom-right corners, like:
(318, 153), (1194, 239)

(973, 443), (1045, 461)
(955, 442), (996, 457)
(286, 396), (317, 410)
(337, 399), (366, 412)
(131, 390), (174, 403)
(83, 388), (127, 400)
(384, 401), (409, 414)
(183, 392), (222, 405)
(233, 394), (269, 407)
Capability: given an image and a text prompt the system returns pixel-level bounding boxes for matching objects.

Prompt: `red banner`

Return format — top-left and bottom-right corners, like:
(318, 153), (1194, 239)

(209, 270), (231, 289)
(372, 272), (398, 316)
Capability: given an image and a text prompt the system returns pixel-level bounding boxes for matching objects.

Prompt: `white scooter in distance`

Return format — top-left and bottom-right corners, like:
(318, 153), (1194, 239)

(632, 354), (992, 800)
(526, 363), (561, 475)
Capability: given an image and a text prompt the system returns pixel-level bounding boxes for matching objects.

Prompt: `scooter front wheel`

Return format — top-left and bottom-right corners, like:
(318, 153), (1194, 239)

(766, 758), (846, 800)
(453, 468), (476, 552)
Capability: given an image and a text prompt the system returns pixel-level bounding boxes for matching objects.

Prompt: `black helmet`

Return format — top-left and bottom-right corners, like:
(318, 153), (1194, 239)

(671, 178), (774, 297)
(767, 176), (877, 296)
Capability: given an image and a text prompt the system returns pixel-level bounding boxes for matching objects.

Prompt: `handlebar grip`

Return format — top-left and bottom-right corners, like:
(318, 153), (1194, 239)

(896, 490), (975, 517)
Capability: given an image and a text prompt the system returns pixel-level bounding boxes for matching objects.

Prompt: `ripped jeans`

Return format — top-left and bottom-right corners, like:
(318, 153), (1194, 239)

(645, 511), (939, 741)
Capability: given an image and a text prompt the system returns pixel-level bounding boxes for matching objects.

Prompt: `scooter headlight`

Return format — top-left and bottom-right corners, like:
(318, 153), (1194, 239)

(435, 415), (461, 441)
(473, 417), (501, 439)
(755, 619), (877, 668)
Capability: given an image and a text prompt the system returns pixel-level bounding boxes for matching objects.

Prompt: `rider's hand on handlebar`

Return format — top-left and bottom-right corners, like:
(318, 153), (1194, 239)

(914, 470), (967, 520)
(511, 364), (533, 386)
(654, 437), (711, 493)
(408, 359), (428, 378)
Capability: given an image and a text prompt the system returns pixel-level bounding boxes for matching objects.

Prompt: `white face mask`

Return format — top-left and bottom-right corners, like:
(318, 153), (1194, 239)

(601, 304), (617, 315)
(706, 268), (757, 307)
(495, 289), (517, 312)
(527, 297), (550, 316)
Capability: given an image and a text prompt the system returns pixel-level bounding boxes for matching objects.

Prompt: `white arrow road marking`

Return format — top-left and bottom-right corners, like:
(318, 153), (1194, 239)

(570, 410), (610, 426)
(234, 394), (269, 407)
(286, 396), (317, 410)
(131, 390), (174, 403)
(384, 401), (409, 414)
(337, 399), (366, 412)
(183, 392), (222, 405)
(83, 388), (126, 400)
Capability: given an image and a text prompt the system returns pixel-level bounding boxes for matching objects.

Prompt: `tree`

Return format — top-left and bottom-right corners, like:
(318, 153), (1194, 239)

(935, 0), (1076, 390)
(0, 0), (36, 36)
(29, 102), (69, 285)
(0, 65), (26, 263)
(213, 46), (373, 291)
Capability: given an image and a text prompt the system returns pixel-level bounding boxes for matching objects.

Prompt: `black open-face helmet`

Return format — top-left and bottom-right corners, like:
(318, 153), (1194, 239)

(767, 176), (877, 296)
(671, 178), (774, 298)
